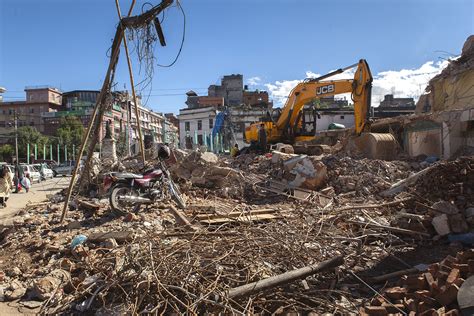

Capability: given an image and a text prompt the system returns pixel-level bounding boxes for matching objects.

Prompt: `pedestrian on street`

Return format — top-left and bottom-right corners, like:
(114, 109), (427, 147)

(14, 163), (26, 193)
(0, 165), (12, 207)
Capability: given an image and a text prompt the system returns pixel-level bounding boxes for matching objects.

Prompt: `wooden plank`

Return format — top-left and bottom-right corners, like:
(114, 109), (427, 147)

(199, 213), (281, 225)
(195, 209), (276, 220)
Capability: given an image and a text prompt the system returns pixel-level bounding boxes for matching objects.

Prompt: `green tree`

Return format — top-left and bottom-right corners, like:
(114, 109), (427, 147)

(0, 144), (14, 162)
(56, 116), (85, 160)
(15, 126), (49, 160)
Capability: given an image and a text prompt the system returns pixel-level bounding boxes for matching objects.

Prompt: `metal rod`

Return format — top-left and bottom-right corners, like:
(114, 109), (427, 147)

(115, 0), (146, 165)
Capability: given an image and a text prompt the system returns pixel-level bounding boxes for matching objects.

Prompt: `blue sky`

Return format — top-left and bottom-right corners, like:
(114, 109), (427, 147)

(0, 0), (472, 113)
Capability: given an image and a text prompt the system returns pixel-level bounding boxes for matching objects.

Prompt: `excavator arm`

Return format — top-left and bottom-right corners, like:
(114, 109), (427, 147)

(245, 59), (373, 144)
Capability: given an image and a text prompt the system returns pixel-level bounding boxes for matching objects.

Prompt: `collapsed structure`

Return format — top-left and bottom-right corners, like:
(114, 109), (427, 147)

(0, 21), (473, 316)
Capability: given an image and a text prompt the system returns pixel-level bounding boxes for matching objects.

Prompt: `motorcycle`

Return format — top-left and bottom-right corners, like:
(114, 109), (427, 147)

(105, 159), (186, 215)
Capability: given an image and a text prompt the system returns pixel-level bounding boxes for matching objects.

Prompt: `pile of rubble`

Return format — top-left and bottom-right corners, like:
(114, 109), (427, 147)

(0, 150), (472, 314)
(361, 250), (474, 315)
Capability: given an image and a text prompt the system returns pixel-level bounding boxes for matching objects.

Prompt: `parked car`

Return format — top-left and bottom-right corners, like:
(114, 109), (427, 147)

(34, 159), (58, 169)
(53, 160), (76, 176)
(34, 163), (54, 180)
(22, 164), (41, 183)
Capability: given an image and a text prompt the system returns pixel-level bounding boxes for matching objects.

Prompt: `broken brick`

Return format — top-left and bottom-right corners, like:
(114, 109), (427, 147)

(424, 272), (438, 293)
(404, 275), (427, 290)
(446, 268), (460, 285)
(434, 284), (459, 306)
(452, 263), (470, 275)
(370, 296), (385, 306)
(364, 306), (388, 316)
(384, 287), (407, 300)
(444, 309), (460, 316)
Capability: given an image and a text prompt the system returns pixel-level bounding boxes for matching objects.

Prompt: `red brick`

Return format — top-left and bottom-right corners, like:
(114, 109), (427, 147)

(364, 306), (388, 315)
(385, 287), (407, 300)
(434, 284), (459, 306)
(404, 275), (427, 290)
(446, 268), (460, 285)
(452, 263), (470, 274)
(424, 272), (438, 293)
(370, 296), (385, 306)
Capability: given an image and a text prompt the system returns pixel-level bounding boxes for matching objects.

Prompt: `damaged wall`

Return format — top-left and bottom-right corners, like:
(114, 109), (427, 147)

(416, 35), (474, 114)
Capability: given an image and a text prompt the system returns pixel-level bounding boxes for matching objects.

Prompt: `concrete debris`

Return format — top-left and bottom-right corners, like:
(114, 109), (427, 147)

(0, 144), (473, 314)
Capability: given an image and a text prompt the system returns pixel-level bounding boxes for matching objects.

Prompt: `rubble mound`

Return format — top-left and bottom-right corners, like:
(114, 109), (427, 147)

(413, 156), (474, 208)
(323, 156), (415, 195)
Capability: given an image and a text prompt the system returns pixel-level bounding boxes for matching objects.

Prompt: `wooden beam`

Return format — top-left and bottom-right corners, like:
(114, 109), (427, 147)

(227, 255), (344, 299)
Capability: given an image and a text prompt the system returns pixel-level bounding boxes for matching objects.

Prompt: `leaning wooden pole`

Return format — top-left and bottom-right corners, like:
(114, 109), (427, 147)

(61, 0), (173, 222)
(60, 26), (124, 222)
(114, 0), (146, 164)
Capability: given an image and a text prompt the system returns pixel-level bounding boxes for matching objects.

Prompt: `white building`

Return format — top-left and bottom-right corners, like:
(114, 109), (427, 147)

(178, 106), (217, 149)
(129, 103), (166, 154)
(228, 106), (270, 148)
(315, 110), (355, 130)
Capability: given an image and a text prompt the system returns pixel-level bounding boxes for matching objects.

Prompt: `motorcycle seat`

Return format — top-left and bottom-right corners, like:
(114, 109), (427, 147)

(114, 172), (143, 179)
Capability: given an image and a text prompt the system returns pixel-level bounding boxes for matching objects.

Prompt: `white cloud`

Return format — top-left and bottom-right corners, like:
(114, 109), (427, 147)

(247, 76), (262, 86)
(264, 60), (450, 107)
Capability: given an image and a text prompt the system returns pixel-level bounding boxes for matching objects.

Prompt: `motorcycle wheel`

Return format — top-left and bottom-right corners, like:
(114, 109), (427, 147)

(109, 184), (141, 215)
(169, 180), (186, 209)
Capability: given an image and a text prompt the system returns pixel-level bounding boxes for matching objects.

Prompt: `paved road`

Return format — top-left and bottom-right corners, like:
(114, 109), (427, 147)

(0, 176), (70, 224)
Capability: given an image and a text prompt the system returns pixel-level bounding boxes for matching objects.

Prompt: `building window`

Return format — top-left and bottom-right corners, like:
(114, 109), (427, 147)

(209, 118), (213, 129)
(197, 134), (203, 145)
(30, 108), (35, 113)
(30, 121), (34, 126)
(185, 122), (190, 131)
(340, 115), (345, 119)
(197, 120), (202, 130)
(8, 109), (13, 115)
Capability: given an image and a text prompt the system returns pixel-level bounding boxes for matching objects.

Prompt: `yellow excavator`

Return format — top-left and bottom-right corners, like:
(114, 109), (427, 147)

(244, 59), (397, 159)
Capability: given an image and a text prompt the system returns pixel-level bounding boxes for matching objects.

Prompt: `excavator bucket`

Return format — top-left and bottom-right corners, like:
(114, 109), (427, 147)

(349, 132), (398, 160)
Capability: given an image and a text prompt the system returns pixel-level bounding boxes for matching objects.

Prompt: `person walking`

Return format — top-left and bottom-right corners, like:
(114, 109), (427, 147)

(0, 165), (12, 207)
(14, 163), (26, 193)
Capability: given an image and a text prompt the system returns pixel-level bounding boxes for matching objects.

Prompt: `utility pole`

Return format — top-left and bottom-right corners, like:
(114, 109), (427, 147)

(14, 110), (18, 164)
